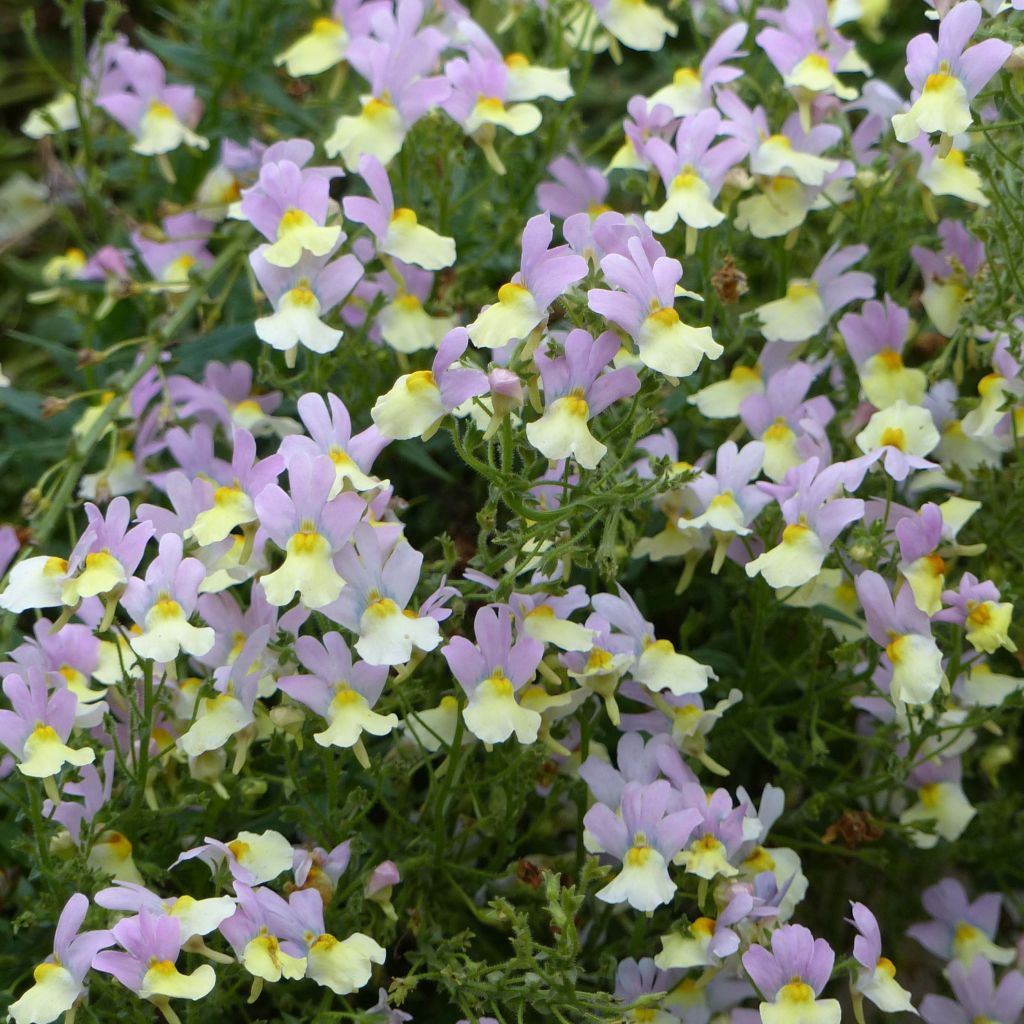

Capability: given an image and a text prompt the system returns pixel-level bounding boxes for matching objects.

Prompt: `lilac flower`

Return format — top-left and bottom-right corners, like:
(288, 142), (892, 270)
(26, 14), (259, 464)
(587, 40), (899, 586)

(97, 47), (208, 154)
(274, 0), (389, 77)
(467, 213), (587, 349)
(613, 957), (682, 1024)
(855, 570), (946, 704)
(92, 912), (215, 1006)
(607, 96), (678, 173)
(895, 503), (947, 614)
(0, 553), (69, 613)
(44, 750), (114, 844)
(526, 329), (640, 469)
(254, 455), (364, 609)
(94, 882), (235, 946)
(589, 236), (722, 377)
(911, 220), (986, 335)
(240, 159), (342, 269)
(218, 884), (307, 990)
(742, 924), (840, 1024)
(643, 109), (747, 236)
(673, 784), (747, 880)
(839, 296), (926, 408)
(591, 586), (716, 696)
(921, 959), (1024, 1024)
(0, 671), (94, 780)
(7, 893), (113, 1024)
(361, 256), (458, 354)
(892, 1), (1011, 144)
(251, 246), (363, 357)
(855, 400), (940, 480)
(655, 888), (752, 970)
(325, 0), (450, 168)
(572, 0), (677, 54)
(343, 155), (456, 270)
(745, 456), (874, 589)
(322, 524), (443, 665)
(121, 534), (214, 663)
(535, 155), (610, 219)
(936, 572), (1015, 654)
(584, 780), (700, 911)
(281, 393), (387, 495)
(293, 839), (352, 896)
(442, 605), (544, 745)
(131, 213), (213, 295)
(648, 23), (747, 116)
(507, 583), (596, 652)
(757, 245), (874, 343)
(278, 632), (395, 762)
(185, 427), (284, 546)
(173, 828), (294, 886)
(559, 613), (636, 724)
(371, 327), (489, 440)
(739, 363), (834, 482)
(848, 902), (917, 1014)
(579, 733), (684, 808)
(908, 878), (1016, 965)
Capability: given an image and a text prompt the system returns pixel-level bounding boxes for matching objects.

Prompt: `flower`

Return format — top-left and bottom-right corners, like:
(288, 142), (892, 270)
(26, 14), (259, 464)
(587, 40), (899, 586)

(848, 902), (917, 1014)
(174, 829), (294, 886)
(892, 1), (1011, 144)
(855, 401), (940, 480)
(648, 23), (747, 116)
(742, 924), (841, 1024)
(7, 893), (113, 1024)
(467, 213), (587, 349)
(274, 0), (388, 77)
(920, 958), (1024, 1024)
(526, 329), (640, 469)
(584, 780), (701, 911)
(442, 605), (545, 745)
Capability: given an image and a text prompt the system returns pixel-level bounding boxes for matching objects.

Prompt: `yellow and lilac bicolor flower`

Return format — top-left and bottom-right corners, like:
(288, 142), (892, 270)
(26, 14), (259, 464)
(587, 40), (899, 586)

(589, 235), (722, 377)
(278, 631), (396, 761)
(344, 154), (456, 271)
(892, 1), (1011, 145)
(656, 888), (751, 970)
(606, 96), (678, 174)
(443, 604), (545, 746)
(254, 454), (364, 610)
(936, 572), (1016, 655)
(673, 783), (748, 881)
(324, 2), (450, 168)
(173, 828), (294, 887)
(131, 212), (214, 293)
(274, 0), (388, 77)
(911, 219), (986, 336)
(566, 0), (677, 54)
(919, 957), (1024, 1024)
(96, 46), (208, 155)
(855, 400), (941, 482)
(742, 924), (841, 1024)
(319, 523), (446, 667)
(525, 328), (640, 471)
(900, 757), (977, 849)
(585, 780), (702, 912)
(849, 902), (917, 1014)
(643, 108), (747, 237)
(856, 570), (946, 706)
(92, 912), (215, 1007)
(95, 882), (235, 949)
(907, 877), (1018, 967)
(757, 243), (874, 344)
(0, 669), (95, 781)
(468, 212), (587, 349)
(7, 893), (113, 1024)
(536, 154), (610, 220)
(648, 22), (747, 117)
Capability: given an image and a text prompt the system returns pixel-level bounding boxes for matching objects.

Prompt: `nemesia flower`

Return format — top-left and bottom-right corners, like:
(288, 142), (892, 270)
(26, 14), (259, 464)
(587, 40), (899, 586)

(914, 137), (989, 206)
(589, 236), (721, 377)
(911, 220), (985, 336)
(606, 97), (678, 173)
(612, 957), (683, 1024)
(322, 524), (443, 665)
(274, 0), (389, 77)
(371, 327), (488, 440)
(643, 109), (747, 238)
(97, 47), (209, 155)
(840, 296), (926, 408)
(892, 1), (1011, 145)
(7, 893), (113, 1024)
(0, 671), (94, 780)
(655, 888), (752, 969)
(855, 570), (946, 704)
(855, 400), (940, 480)
(278, 632), (396, 763)
(673, 784), (747, 880)
(254, 455), (364, 609)
(920, 956), (1024, 1024)
(121, 534), (214, 663)
(908, 877), (1017, 966)
(896, 503), (947, 614)
(756, 245), (874, 344)
(936, 572), (1016, 654)
(648, 22), (747, 116)
(0, 555), (70, 613)
(507, 583), (597, 652)
(174, 829), (295, 886)
(742, 924), (841, 1024)
(345, 155), (455, 271)
(535, 155), (610, 220)
(568, 0), (677, 54)
(324, 0), (450, 167)
(584, 780), (701, 911)
(526, 329), (640, 470)
(132, 213), (214, 293)
(848, 902), (917, 1014)
(443, 604), (544, 745)
(467, 213), (587, 349)
(369, 259), (459, 354)
(591, 586), (716, 696)
(94, 882), (235, 946)
(92, 912), (216, 1013)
